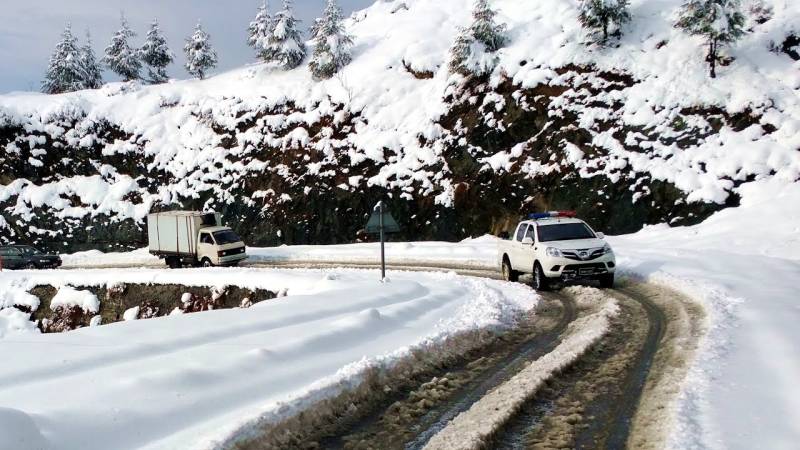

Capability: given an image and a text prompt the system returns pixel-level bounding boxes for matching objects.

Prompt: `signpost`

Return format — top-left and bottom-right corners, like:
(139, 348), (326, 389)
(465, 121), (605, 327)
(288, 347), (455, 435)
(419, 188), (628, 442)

(365, 201), (401, 281)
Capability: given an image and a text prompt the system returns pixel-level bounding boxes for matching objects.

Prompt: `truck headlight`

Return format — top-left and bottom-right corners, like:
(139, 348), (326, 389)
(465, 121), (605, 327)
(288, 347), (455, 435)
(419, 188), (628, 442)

(603, 244), (613, 254)
(546, 247), (562, 257)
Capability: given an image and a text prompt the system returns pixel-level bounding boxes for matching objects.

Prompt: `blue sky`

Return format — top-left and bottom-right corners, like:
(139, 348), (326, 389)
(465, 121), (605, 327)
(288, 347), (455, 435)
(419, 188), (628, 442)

(0, 0), (374, 93)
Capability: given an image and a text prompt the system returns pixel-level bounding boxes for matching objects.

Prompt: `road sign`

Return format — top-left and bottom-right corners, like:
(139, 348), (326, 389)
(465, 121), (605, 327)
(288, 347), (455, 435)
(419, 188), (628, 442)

(365, 201), (401, 281)
(365, 207), (400, 234)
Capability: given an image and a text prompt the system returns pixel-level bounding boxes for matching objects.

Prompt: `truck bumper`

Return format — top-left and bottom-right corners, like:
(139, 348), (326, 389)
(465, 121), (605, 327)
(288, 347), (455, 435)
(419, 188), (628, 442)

(542, 255), (616, 279)
(216, 254), (248, 266)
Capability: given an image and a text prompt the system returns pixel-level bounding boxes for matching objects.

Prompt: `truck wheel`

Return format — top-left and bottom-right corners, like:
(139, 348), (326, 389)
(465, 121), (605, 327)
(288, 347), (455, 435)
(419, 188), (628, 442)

(533, 263), (550, 292)
(599, 274), (615, 289)
(501, 258), (519, 282)
(166, 257), (181, 269)
(201, 258), (214, 268)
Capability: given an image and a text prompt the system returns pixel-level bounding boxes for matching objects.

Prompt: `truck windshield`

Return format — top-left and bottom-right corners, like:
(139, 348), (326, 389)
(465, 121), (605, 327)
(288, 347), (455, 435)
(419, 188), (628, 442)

(537, 223), (595, 242)
(213, 230), (242, 245)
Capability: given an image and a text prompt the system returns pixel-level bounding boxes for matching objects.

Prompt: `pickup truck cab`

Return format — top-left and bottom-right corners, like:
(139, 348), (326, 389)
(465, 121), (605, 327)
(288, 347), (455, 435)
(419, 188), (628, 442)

(498, 212), (615, 290)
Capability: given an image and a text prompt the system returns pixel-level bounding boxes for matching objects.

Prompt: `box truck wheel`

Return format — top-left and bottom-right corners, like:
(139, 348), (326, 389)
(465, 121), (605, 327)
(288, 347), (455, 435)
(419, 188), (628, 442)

(201, 258), (214, 268)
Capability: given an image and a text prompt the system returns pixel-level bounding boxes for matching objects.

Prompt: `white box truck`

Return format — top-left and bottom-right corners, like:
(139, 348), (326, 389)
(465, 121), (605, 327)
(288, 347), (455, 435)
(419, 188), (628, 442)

(147, 211), (248, 268)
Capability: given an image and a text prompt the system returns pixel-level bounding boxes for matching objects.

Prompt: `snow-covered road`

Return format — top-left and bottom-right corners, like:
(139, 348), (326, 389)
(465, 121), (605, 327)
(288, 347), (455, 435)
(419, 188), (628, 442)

(0, 268), (535, 450)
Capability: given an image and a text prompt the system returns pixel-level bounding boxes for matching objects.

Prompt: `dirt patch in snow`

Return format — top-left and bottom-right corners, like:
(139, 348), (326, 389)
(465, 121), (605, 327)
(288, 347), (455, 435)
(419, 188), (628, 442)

(28, 283), (277, 332)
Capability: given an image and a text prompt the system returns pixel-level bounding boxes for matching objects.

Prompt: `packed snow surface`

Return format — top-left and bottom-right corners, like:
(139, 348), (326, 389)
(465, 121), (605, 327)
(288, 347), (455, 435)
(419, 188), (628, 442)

(0, 268), (536, 450)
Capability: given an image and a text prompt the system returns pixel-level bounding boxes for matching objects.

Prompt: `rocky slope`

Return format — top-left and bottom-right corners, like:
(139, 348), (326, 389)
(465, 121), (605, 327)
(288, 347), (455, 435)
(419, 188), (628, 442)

(1, 0), (799, 252)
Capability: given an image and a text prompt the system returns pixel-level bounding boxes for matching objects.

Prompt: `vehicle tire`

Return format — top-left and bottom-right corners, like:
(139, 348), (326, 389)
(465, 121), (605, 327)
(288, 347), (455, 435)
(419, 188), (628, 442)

(201, 258), (214, 268)
(501, 257), (519, 282)
(24, 262), (36, 270)
(599, 273), (615, 289)
(533, 263), (550, 292)
(166, 257), (181, 269)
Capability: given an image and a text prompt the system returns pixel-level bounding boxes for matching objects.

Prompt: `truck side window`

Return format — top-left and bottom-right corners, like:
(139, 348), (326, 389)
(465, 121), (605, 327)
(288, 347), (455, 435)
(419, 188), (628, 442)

(515, 224), (527, 242)
(526, 225), (536, 242)
(200, 233), (214, 245)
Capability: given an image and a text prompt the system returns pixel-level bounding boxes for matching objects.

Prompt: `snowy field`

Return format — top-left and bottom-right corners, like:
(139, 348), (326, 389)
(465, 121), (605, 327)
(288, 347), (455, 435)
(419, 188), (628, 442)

(0, 267), (535, 450)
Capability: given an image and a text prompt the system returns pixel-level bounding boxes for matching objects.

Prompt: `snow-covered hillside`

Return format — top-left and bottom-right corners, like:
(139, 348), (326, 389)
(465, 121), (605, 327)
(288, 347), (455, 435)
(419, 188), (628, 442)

(2, 0), (798, 251)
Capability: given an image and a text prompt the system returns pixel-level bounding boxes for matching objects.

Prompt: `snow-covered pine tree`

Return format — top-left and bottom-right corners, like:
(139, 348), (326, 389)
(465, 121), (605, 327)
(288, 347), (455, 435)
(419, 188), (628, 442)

(676, 0), (746, 78)
(140, 20), (174, 84)
(42, 24), (84, 94)
(248, 1), (273, 60)
(471, 0), (507, 52)
(448, 0), (507, 76)
(308, 0), (353, 80)
(578, 0), (631, 43)
(79, 31), (103, 89)
(309, 18), (324, 40)
(103, 14), (142, 81)
(448, 27), (476, 76)
(268, 0), (307, 69)
(184, 22), (218, 79)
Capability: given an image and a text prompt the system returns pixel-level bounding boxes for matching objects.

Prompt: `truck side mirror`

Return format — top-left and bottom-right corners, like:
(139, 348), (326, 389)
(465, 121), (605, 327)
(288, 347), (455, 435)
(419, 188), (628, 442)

(596, 232), (605, 239)
(521, 237), (534, 245)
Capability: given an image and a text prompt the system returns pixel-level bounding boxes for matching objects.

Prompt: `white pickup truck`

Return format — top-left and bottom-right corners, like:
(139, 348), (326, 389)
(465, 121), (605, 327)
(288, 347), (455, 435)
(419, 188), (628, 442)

(498, 212), (616, 291)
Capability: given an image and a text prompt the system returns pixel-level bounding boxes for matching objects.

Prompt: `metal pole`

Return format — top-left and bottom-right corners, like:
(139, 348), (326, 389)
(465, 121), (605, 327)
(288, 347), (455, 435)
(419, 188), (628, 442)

(379, 201), (386, 281)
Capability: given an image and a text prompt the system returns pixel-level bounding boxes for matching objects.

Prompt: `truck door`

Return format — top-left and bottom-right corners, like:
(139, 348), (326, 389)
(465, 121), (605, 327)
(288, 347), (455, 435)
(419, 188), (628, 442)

(197, 232), (216, 264)
(511, 224), (528, 269)
(521, 225), (537, 270)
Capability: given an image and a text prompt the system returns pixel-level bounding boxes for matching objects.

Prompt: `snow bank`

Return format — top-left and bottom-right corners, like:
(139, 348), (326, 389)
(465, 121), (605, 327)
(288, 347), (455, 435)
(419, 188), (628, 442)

(50, 286), (100, 313)
(0, 267), (536, 450)
(60, 236), (502, 269)
(609, 180), (800, 450)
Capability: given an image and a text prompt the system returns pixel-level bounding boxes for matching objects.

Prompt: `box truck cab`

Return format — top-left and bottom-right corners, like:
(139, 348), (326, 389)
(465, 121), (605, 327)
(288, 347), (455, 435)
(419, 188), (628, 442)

(147, 211), (248, 268)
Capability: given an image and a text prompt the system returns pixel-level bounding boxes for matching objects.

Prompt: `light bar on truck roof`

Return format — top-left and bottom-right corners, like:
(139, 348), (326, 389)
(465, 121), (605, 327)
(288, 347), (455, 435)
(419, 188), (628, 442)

(527, 211), (577, 220)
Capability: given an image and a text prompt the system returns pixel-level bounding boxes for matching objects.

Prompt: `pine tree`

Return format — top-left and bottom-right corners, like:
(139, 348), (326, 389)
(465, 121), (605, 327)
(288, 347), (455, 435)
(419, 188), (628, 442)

(103, 14), (142, 81)
(248, 1), (273, 60)
(309, 0), (353, 80)
(140, 20), (174, 84)
(676, 0), (745, 78)
(578, 0), (631, 43)
(79, 31), (103, 89)
(268, 0), (307, 69)
(42, 24), (84, 94)
(448, 0), (507, 76)
(184, 22), (218, 79)
(471, 0), (507, 52)
(448, 27), (476, 76)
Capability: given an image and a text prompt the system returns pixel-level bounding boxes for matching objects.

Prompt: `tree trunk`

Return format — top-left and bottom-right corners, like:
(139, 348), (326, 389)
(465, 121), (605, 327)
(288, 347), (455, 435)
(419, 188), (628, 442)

(708, 40), (717, 79)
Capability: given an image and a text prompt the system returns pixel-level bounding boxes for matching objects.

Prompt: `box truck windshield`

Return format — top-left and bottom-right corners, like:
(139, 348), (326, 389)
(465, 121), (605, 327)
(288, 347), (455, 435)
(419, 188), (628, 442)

(213, 230), (242, 245)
